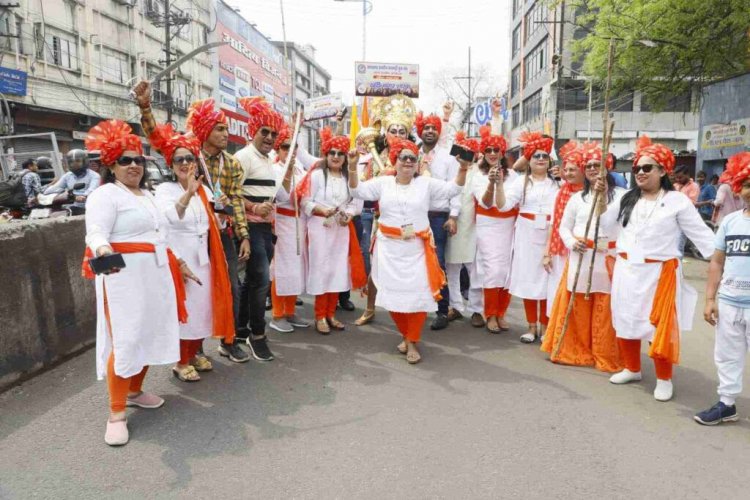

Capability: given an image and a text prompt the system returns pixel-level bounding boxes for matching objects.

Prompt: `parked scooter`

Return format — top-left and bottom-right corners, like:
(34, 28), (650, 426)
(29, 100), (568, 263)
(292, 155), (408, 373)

(31, 182), (86, 219)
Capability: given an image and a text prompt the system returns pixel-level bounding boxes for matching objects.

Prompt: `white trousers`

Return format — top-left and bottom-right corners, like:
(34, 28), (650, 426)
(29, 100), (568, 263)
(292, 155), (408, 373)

(446, 262), (483, 314)
(715, 301), (750, 406)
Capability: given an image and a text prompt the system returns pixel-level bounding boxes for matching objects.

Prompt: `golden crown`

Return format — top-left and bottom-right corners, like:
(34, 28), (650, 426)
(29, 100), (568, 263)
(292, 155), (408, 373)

(370, 94), (416, 133)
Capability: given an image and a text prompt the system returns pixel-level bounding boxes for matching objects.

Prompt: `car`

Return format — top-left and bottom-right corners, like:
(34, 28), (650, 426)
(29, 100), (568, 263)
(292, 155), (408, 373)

(86, 150), (170, 191)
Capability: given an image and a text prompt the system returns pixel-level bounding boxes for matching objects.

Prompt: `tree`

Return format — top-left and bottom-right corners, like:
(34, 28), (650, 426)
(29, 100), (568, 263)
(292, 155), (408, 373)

(568, 0), (750, 110)
(432, 64), (502, 133)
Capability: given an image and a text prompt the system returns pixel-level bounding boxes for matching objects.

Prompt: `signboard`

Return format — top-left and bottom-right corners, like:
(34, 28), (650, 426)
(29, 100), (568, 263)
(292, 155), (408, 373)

(354, 61), (419, 98)
(0, 67), (28, 96)
(473, 97), (510, 126)
(303, 93), (342, 121)
(701, 119), (749, 150)
(224, 108), (250, 146)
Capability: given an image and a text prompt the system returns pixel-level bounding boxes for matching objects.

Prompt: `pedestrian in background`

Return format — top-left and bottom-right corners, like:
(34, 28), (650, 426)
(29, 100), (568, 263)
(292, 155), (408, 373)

(695, 170), (717, 221)
(20, 158), (42, 206)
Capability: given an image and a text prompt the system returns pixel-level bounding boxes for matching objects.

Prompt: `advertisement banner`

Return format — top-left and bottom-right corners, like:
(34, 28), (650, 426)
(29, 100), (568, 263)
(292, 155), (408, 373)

(354, 62), (419, 98)
(701, 119), (749, 150)
(0, 67), (28, 96)
(303, 93), (343, 121)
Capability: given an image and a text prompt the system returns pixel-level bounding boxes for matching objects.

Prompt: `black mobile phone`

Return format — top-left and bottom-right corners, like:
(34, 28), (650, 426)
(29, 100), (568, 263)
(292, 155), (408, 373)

(211, 201), (234, 216)
(450, 144), (476, 163)
(89, 253), (126, 275)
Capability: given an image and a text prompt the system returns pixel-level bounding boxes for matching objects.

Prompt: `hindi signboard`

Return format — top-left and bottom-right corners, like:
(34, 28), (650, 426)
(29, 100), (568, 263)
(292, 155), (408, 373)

(354, 62), (419, 98)
(303, 93), (342, 121)
(0, 67), (27, 96)
(701, 119), (749, 150)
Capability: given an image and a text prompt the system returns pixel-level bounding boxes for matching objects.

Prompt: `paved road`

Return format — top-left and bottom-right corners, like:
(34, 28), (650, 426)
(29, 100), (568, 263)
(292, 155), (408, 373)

(1, 258), (748, 499)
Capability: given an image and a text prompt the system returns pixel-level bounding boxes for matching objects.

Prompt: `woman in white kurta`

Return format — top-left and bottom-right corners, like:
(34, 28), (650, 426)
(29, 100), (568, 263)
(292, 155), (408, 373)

(83, 120), (196, 446)
(350, 138), (469, 364)
(602, 137), (714, 402)
(498, 132), (559, 343)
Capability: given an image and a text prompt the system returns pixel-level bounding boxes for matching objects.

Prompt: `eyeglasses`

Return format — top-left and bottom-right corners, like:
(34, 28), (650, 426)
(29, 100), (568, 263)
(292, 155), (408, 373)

(327, 150), (346, 158)
(585, 163), (600, 170)
(632, 164), (659, 174)
(259, 128), (278, 140)
(116, 155), (146, 166)
(484, 147), (501, 154)
(532, 152), (550, 160)
(173, 154), (196, 165)
(399, 154), (417, 163)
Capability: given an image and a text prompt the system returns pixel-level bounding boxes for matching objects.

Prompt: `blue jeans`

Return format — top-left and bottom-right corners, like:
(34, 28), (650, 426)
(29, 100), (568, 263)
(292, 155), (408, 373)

(428, 212), (450, 315)
(360, 209), (374, 275)
(238, 224), (275, 338)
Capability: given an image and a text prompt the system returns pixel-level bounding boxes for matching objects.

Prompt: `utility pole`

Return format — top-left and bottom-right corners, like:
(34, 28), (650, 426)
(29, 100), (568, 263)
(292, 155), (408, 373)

(164, 0), (172, 124)
(453, 47), (473, 135)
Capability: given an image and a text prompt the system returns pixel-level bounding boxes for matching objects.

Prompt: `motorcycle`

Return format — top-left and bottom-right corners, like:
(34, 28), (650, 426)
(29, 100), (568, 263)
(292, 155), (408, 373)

(31, 182), (87, 219)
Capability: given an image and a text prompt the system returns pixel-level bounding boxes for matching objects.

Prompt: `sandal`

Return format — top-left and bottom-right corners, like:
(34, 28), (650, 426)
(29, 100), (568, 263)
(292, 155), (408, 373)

(498, 317), (510, 331)
(406, 350), (422, 364)
(397, 341), (407, 354)
(315, 319), (331, 335)
(486, 317), (501, 334)
(327, 317), (345, 330)
(172, 365), (201, 382)
(354, 309), (375, 326)
(190, 356), (213, 372)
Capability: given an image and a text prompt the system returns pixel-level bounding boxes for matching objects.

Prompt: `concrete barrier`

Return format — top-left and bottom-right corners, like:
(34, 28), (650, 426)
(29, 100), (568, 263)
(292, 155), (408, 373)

(0, 216), (95, 390)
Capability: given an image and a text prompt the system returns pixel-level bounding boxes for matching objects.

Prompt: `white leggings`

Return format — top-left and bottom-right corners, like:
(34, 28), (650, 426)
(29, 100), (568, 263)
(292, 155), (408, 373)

(715, 301), (750, 406)
(446, 262), (484, 315)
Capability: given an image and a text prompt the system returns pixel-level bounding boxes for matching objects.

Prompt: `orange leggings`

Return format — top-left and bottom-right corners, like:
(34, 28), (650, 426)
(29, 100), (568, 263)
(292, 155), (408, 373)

(314, 293), (339, 320)
(617, 338), (673, 380)
(523, 299), (549, 325)
(389, 312), (427, 343)
(179, 339), (203, 365)
(484, 288), (512, 318)
(271, 281), (297, 319)
(107, 353), (148, 413)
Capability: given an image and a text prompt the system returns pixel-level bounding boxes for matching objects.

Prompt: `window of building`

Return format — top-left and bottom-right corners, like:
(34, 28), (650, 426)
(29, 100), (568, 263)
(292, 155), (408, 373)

(513, 0), (524, 16)
(559, 83), (634, 112)
(0, 13), (21, 52)
(523, 38), (547, 85)
(44, 32), (78, 70)
(522, 90), (542, 123)
(63, 0), (77, 30)
(641, 92), (691, 112)
(512, 24), (522, 57)
(524, 1), (547, 42)
(511, 65), (521, 98)
(97, 48), (130, 83)
(512, 104), (520, 128)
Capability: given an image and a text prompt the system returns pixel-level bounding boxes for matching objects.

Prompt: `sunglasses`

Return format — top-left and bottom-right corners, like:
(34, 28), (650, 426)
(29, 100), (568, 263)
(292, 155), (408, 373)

(485, 148), (501, 154)
(116, 155), (146, 166)
(532, 152), (550, 160)
(173, 154), (196, 165)
(585, 163), (600, 170)
(399, 154), (418, 163)
(260, 128), (278, 140)
(280, 143), (297, 151)
(632, 164), (659, 174)
(327, 150), (346, 158)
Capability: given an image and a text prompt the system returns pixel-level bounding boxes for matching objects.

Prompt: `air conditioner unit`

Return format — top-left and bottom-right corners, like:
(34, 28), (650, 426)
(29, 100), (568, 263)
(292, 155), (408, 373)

(113, 0), (137, 6)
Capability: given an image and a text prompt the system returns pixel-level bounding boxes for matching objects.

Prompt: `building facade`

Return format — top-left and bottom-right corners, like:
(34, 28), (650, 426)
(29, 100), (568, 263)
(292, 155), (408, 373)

(507, 0), (699, 167)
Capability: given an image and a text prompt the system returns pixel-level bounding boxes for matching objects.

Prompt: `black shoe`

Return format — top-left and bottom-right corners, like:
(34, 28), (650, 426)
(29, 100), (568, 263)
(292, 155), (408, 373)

(430, 314), (449, 330)
(338, 299), (355, 311)
(218, 342), (250, 363)
(694, 401), (739, 426)
(295, 298), (304, 306)
(247, 337), (275, 361)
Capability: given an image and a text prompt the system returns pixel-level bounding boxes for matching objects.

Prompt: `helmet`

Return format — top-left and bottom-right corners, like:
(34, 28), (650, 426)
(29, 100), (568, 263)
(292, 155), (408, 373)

(66, 149), (87, 164)
(36, 156), (52, 169)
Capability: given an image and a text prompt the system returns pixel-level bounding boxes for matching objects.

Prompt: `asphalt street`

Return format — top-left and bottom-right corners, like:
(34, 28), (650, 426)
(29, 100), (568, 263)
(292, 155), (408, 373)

(1, 258), (749, 499)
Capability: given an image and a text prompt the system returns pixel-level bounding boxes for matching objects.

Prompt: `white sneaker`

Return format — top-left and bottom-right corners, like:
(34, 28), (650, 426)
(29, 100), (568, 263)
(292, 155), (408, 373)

(654, 379), (674, 402)
(269, 318), (294, 333)
(609, 369), (643, 385)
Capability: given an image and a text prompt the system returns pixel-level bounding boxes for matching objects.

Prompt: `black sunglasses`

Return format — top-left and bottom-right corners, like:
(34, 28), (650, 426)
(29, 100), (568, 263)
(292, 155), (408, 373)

(632, 164), (659, 174)
(327, 150), (346, 158)
(173, 154), (196, 165)
(399, 154), (418, 163)
(532, 152), (550, 160)
(260, 128), (278, 140)
(116, 155), (146, 166)
(280, 143), (297, 151)
(484, 147), (501, 154)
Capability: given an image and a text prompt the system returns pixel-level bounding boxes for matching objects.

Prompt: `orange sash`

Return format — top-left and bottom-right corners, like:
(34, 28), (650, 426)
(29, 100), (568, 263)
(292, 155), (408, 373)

(378, 223), (447, 301)
(618, 253), (680, 364)
(474, 202), (519, 219)
(196, 188), (236, 342)
(312, 214), (367, 290)
(276, 206), (296, 217)
(520, 212), (551, 221)
(82, 243), (188, 324)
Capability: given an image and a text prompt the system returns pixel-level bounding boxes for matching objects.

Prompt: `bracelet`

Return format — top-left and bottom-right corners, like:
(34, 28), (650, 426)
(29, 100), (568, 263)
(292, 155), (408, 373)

(176, 200), (188, 209)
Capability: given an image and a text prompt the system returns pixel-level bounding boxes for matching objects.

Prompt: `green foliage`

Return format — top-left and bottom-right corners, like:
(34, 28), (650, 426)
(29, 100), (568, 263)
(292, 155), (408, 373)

(568, 0), (750, 110)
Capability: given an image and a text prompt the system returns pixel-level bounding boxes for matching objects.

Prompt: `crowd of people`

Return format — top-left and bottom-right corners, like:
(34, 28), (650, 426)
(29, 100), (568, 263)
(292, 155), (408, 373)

(81, 82), (750, 446)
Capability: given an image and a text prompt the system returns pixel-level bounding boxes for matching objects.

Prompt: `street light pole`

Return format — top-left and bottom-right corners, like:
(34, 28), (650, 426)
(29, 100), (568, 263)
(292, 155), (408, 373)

(334, 0), (371, 61)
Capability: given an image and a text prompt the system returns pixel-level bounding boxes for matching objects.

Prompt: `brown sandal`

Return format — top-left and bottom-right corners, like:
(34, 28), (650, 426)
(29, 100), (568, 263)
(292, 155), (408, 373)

(406, 350), (422, 364)
(327, 317), (345, 330)
(354, 309), (375, 326)
(397, 341), (407, 354)
(315, 319), (331, 335)
(172, 365), (200, 382)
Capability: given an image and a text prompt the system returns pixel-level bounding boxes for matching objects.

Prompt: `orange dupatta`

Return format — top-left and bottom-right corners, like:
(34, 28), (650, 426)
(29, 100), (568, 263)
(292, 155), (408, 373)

(648, 258), (680, 365)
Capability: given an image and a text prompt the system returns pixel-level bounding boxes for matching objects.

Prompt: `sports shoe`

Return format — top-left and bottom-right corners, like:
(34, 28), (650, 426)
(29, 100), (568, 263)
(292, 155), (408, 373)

(286, 315), (310, 328)
(338, 299), (356, 311)
(653, 379), (674, 402)
(105, 419), (129, 446)
(694, 402), (739, 426)
(126, 392), (165, 409)
(265, 296), (272, 311)
(295, 298), (304, 306)
(218, 342), (250, 363)
(609, 369), (642, 385)
(430, 314), (449, 330)
(247, 337), (275, 361)
(269, 318), (294, 333)
(470, 313), (486, 328)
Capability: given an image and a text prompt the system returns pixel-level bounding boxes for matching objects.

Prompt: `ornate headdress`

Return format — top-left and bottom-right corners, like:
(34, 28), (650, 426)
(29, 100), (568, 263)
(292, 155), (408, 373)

(237, 96), (285, 139)
(149, 123), (201, 166)
(84, 120), (142, 166)
(454, 131), (480, 154)
(518, 131), (554, 161)
(415, 112), (442, 137)
(186, 99), (227, 144)
(479, 125), (507, 156)
(634, 135), (675, 173)
(581, 141), (615, 170)
(319, 127), (350, 156)
(721, 152), (750, 194)
(370, 94), (417, 133)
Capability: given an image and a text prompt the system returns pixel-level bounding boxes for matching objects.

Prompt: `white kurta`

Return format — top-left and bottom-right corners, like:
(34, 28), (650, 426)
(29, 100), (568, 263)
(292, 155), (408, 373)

(86, 183), (180, 380)
(608, 190), (714, 341)
(353, 175), (462, 312)
(502, 176), (560, 299)
(558, 188), (625, 294)
(303, 168), (358, 295)
(272, 161), (308, 296)
(446, 164), (481, 265)
(154, 182), (213, 341)
(472, 169), (519, 288)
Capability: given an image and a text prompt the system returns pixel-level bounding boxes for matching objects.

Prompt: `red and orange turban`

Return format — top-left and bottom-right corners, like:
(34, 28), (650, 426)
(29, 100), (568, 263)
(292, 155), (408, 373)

(149, 123), (201, 166)
(581, 141), (615, 170)
(415, 112), (442, 137)
(319, 126), (350, 156)
(389, 138), (420, 165)
(720, 152), (750, 194)
(455, 131), (480, 154)
(186, 99), (227, 144)
(274, 124), (292, 152)
(85, 120), (143, 166)
(238, 96), (285, 139)
(558, 140), (581, 167)
(519, 131), (554, 161)
(634, 135), (675, 173)
(479, 125), (507, 156)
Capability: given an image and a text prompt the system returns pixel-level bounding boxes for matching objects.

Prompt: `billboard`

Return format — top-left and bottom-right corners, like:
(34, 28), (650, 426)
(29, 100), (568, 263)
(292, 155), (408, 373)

(303, 93), (343, 121)
(701, 119), (749, 150)
(0, 67), (27, 96)
(354, 61), (419, 98)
